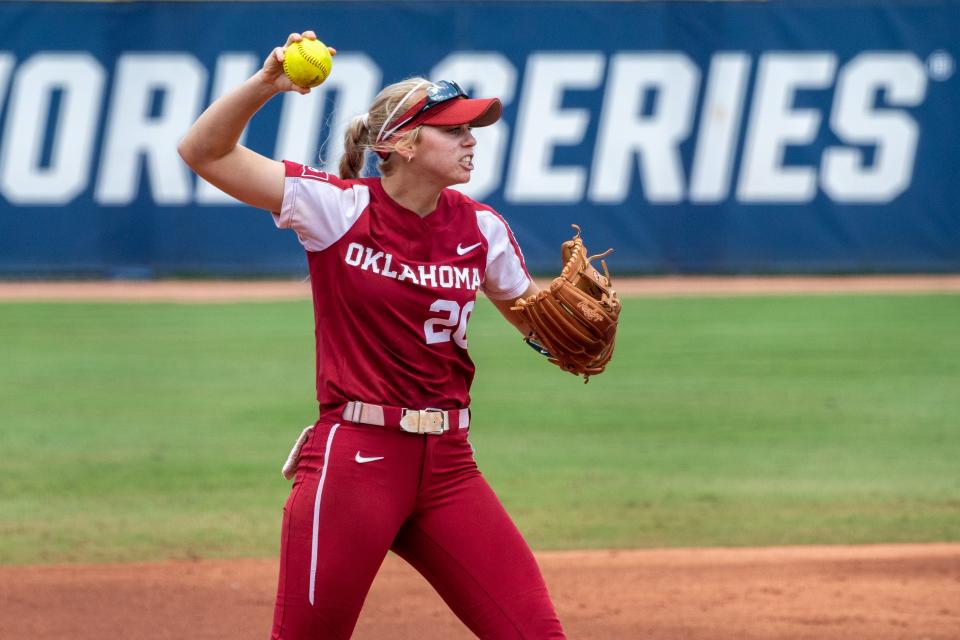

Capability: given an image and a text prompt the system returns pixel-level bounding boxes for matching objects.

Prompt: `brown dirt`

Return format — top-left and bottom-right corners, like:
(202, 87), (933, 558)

(1, 275), (959, 302)
(1, 545), (958, 639)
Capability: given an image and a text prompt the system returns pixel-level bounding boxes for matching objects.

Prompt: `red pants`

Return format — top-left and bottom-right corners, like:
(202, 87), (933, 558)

(271, 420), (566, 639)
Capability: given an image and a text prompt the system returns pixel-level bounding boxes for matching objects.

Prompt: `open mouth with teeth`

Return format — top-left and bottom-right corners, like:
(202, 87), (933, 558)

(460, 154), (474, 170)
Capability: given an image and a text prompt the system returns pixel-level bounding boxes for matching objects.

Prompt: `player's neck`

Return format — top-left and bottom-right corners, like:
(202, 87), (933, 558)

(381, 174), (442, 218)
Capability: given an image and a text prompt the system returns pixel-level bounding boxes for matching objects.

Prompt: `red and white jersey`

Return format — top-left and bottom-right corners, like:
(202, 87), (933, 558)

(274, 161), (531, 420)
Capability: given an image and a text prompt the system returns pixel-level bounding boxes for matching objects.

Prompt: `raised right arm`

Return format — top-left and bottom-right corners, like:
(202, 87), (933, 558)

(177, 31), (331, 213)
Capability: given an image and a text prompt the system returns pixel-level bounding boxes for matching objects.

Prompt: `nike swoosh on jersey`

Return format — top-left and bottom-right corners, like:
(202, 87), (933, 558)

(354, 452), (385, 464)
(456, 242), (482, 255)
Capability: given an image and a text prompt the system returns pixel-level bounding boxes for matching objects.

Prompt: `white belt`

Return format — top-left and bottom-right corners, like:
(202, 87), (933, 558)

(341, 401), (470, 435)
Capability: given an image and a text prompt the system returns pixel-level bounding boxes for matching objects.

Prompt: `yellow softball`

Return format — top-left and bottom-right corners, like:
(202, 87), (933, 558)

(282, 38), (333, 88)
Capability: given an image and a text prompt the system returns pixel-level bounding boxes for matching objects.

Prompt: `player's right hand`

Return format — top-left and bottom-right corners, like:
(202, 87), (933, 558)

(260, 31), (338, 95)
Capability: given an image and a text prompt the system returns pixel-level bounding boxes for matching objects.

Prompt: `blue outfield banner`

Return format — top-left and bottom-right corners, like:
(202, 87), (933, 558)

(0, 1), (958, 275)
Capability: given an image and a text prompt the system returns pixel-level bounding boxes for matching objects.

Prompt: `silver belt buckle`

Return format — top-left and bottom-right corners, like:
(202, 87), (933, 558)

(400, 408), (445, 435)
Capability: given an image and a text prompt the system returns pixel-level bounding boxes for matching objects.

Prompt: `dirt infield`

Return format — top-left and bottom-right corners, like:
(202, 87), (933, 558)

(1, 274), (960, 302)
(2, 545), (958, 639)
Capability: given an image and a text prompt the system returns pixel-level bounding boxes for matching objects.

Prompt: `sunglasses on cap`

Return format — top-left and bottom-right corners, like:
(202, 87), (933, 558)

(377, 80), (469, 143)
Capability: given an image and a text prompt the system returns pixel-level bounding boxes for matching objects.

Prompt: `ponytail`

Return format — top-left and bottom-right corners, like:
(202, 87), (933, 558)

(339, 115), (368, 180)
(336, 77), (431, 179)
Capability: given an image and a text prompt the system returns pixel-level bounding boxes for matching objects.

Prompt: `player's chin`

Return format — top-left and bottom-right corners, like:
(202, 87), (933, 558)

(435, 164), (472, 187)
(451, 167), (473, 185)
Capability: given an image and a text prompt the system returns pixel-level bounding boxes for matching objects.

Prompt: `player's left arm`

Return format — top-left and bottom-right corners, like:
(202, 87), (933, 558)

(489, 281), (540, 336)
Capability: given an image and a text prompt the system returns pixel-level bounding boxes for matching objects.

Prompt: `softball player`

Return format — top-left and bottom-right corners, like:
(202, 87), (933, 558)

(179, 32), (565, 639)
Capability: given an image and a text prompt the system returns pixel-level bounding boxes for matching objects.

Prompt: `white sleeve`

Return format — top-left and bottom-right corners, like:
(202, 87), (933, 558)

(476, 209), (531, 300)
(272, 162), (369, 252)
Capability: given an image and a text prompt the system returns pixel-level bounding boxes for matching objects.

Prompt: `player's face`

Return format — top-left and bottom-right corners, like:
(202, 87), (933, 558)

(412, 125), (477, 187)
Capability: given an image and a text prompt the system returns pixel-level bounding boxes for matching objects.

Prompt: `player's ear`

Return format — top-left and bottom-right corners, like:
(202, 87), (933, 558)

(393, 137), (417, 162)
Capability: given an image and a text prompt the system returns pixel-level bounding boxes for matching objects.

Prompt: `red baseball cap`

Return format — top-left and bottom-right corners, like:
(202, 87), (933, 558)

(399, 94), (502, 130)
(377, 80), (502, 147)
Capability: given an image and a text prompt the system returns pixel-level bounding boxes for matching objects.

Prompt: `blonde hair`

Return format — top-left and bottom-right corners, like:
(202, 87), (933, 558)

(339, 77), (430, 179)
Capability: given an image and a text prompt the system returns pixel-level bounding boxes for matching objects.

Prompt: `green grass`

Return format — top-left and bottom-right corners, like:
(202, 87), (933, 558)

(1, 293), (959, 564)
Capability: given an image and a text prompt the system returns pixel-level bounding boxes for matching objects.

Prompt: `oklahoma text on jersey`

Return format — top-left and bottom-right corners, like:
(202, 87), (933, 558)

(343, 242), (483, 291)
